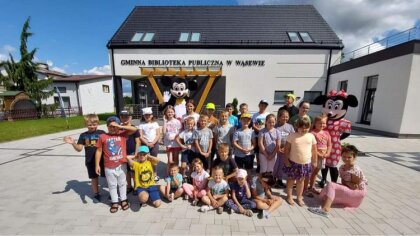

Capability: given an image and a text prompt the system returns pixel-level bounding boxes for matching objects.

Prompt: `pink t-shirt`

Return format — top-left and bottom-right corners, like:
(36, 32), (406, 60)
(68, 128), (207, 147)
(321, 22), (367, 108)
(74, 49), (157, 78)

(311, 130), (331, 150)
(191, 170), (210, 190)
(339, 165), (367, 190)
(287, 132), (317, 164)
(164, 118), (182, 147)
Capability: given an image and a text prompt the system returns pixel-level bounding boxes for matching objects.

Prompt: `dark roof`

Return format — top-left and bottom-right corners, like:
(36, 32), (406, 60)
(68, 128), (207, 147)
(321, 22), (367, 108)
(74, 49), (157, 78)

(53, 75), (111, 82)
(108, 5), (343, 49)
(37, 68), (68, 77)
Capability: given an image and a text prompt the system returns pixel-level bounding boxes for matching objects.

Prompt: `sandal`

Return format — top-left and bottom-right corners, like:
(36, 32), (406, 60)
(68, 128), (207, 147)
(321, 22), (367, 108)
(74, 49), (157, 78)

(110, 203), (119, 213)
(244, 209), (253, 217)
(121, 199), (129, 211)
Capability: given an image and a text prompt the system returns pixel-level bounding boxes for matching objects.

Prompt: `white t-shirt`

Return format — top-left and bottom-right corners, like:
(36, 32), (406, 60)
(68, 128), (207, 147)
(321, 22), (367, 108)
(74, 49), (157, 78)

(191, 170), (210, 190)
(164, 118), (182, 147)
(138, 122), (159, 142)
(182, 113), (200, 128)
(208, 179), (230, 195)
(252, 111), (270, 125)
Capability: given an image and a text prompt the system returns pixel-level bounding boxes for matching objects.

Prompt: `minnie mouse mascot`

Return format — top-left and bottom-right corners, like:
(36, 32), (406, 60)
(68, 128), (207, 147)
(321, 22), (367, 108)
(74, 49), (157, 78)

(313, 90), (358, 186)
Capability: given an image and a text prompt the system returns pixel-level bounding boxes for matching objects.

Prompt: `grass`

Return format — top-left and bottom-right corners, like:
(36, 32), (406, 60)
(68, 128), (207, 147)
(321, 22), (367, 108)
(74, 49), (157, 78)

(0, 116), (104, 143)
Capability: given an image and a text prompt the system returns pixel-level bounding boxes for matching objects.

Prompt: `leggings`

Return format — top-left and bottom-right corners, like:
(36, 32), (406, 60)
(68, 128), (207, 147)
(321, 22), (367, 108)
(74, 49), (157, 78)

(182, 183), (207, 199)
(225, 198), (256, 213)
(321, 166), (339, 183)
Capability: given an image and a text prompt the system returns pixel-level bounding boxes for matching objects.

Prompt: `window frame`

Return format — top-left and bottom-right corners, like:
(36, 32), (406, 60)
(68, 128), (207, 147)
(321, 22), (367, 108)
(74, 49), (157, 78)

(142, 32), (155, 42)
(303, 91), (322, 104)
(339, 80), (348, 91)
(179, 32), (190, 42)
(56, 86), (67, 93)
(274, 90), (294, 104)
(131, 32), (144, 42)
(190, 32), (201, 42)
(299, 32), (314, 43)
(287, 32), (301, 43)
(102, 85), (110, 93)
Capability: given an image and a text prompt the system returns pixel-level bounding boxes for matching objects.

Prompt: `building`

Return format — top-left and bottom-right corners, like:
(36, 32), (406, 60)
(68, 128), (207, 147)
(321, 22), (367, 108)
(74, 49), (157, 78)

(328, 32), (420, 138)
(107, 5), (343, 114)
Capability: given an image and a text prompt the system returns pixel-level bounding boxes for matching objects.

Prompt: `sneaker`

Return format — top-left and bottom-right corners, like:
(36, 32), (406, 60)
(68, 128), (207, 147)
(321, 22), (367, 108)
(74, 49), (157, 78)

(262, 209), (269, 219)
(244, 209), (253, 217)
(94, 193), (101, 201)
(308, 207), (330, 218)
(217, 207), (223, 214)
(200, 205), (211, 213)
(184, 195), (189, 200)
(154, 175), (160, 182)
(318, 180), (326, 188)
(228, 208), (233, 214)
(192, 199), (198, 206)
(169, 193), (174, 202)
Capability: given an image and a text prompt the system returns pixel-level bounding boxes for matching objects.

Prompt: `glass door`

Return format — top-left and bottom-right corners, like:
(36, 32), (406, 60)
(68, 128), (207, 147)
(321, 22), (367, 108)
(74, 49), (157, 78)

(361, 76), (378, 124)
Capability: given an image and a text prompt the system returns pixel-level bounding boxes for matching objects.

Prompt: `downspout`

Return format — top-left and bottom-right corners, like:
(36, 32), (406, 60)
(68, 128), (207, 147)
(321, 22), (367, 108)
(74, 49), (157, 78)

(75, 81), (81, 115)
(324, 49), (333, 94)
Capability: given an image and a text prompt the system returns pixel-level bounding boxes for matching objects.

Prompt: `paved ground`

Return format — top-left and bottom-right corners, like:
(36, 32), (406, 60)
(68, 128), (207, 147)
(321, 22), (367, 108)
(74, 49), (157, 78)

(1, 127), (420, 235)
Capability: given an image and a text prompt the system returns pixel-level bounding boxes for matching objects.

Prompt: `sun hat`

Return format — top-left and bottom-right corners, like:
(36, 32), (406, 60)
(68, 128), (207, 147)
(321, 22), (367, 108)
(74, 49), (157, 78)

(237, 169), (247, 179)
(205, 103), (216, 110)
(138, 145), (150, 153)
(106, 116), (121, 125)
(142, 107), (153, 115)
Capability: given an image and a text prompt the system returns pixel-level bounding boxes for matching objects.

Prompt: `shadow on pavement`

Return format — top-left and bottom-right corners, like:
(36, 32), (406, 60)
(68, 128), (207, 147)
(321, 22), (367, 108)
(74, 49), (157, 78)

(52, 179), (109, 205)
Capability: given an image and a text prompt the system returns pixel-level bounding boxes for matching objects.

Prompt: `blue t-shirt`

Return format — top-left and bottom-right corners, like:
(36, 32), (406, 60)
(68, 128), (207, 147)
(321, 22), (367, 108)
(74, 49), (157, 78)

(231, 182), (250, 201)
(165, 173), (183, 189)
(228, 115), (239, 128)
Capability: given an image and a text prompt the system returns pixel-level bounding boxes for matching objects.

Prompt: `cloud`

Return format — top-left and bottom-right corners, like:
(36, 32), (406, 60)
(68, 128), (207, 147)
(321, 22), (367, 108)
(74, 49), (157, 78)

(51, 66), (66, 74)
(82, 65), (111, 75)
(0, 44), (16, 61)
(3, 45), (15, 53)
(0, 53), (8, 62)
(237, 0), (420, 52)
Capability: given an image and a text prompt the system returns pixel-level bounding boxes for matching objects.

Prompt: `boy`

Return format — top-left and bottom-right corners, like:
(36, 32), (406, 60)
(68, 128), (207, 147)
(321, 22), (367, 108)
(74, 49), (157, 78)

(279, 93), (299, 118)
(233, 113), (256, 179)
(120, 110), (141, 194)
(252, 100), (270, 173)
(160, 163), (184, 202)
(200, 166), (230, 214)
(63, 114), (105, 201)
(127, 145), (162, 208)
(193, 114), (213, 170)
(212, 143), (238, 183)
(205, 102), (219, 130)
(236, 103), (251, 129)
(213, 110), (235, 154)
(225, 103), (238, 128)
(95, 116), (138, 213)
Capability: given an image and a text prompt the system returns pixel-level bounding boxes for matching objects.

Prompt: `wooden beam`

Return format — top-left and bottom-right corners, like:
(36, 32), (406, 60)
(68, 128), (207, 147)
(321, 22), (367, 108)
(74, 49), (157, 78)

(146, 74), (163, 104)
(196, 75), (216, 113)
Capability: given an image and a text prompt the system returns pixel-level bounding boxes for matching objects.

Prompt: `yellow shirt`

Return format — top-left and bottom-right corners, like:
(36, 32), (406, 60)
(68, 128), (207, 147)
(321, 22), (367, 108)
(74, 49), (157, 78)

(287, 133), (316, 164)
(132, 160), (157, 189)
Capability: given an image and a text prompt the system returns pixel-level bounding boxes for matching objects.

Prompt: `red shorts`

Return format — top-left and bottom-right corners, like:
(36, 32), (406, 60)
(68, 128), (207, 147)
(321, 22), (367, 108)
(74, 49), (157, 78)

(166, 147), (182, 152)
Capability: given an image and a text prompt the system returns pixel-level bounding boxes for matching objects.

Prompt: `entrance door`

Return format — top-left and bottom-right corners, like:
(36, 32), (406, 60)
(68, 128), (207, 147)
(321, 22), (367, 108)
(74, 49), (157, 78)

(361, 75), (378, 124)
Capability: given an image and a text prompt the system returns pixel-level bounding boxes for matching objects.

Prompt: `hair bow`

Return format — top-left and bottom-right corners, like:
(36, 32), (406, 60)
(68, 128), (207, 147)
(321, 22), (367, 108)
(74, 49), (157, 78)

(328, 89), (348, 98)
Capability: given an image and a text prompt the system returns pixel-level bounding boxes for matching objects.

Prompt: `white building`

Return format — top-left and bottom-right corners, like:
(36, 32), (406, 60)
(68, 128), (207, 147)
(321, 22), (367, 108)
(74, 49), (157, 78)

(107, 5), (343, 114)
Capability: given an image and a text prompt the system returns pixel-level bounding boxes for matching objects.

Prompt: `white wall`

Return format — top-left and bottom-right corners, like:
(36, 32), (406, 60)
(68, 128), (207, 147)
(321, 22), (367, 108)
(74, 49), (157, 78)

(329, 54), (414, 135)
(111, 48), (340, 114)
(79, 77), (114, 115)
(400, 54), (420, 134)
(44, 82), (79, 108)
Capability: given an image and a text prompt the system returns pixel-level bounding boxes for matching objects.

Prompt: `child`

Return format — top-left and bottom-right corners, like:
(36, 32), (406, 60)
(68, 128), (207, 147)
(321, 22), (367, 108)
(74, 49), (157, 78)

(251, 172), (282, 219)
(95, 116), (138, 213)
(225, 169), (256, 217)
(138, 107), (161, 181)
(127, 145), (162, 208)
(213, 109), (235, 155)
(192, 114), (213, 170)
(205, 102), (219, 130)
(283, 116), (317, 207)
(225, 103), (239, 128)
(212, 143), (238, 182)
(160, 163), (184, 202)
(235, 103), (250, 129)
(252, 99), (270, 173)
(273, 109), (295, 188)
(279, 93), (299, 118)
(163, 105), (182, 166)
(63, 114), (105, 201)
(120, 110), (141, 194)
(182, 158), (210, 204)
(182, 99), (200, 128)
(233, 113), (256, 179)
(308, 144), (367, 218)
(258, 114), (281, 174)
(200, 166), (230, 214)
(176, 117), (196, 178)
(288, 100), (313, 126)
(309, 115), (331, 194)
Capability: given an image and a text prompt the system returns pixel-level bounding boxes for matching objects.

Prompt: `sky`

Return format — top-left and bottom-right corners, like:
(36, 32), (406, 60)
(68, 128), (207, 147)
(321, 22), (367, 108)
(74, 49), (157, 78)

(1, 0), (419, 93)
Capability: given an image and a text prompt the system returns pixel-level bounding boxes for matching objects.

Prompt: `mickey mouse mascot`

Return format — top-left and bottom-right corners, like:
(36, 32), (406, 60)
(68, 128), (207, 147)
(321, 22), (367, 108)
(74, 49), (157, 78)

(160, 77), (197, 119)
(313, 90), (358, 186)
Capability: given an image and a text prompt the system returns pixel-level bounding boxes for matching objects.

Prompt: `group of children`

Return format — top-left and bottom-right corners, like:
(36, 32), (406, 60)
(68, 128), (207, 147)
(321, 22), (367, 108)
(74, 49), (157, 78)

(64, 95), (367, 218)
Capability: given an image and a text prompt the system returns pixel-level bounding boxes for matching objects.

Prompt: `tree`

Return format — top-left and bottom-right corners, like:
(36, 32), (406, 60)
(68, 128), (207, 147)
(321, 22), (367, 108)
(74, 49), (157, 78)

(0, 17), (53, 113)
(232, 98), (239, 115)
(123, 96), (133, 105)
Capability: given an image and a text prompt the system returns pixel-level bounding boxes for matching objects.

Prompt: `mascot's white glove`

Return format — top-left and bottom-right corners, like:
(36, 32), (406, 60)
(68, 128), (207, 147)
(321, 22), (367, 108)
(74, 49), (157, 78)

(163, 91), (171, 103)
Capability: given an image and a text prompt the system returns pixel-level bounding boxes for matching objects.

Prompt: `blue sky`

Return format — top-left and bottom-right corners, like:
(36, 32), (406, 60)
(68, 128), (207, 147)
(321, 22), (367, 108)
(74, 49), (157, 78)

(1, 0), (419, 77)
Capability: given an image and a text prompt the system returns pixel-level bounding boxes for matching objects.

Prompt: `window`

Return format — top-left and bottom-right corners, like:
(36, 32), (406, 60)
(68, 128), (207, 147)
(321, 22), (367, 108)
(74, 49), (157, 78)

(299, 32), (313, 42)
(56, 87), (66, 93)
(102, 85), (110, 93)
(190, 33), (201, 42)
(274, 90), (293, 104)
(54, 96), (70, 108)
(131, 32), (144, 42)
(287, 32), (301, 42)
(179, 32), (189, 42)
(360, 75), (378, 125)
(339, 80), (348, 91)
(303, 91), (322, 104)
(142, 33), (155, 42)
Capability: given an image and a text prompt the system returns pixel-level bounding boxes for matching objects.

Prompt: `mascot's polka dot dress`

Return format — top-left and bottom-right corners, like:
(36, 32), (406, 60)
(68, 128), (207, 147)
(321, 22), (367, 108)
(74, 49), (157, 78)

(326, 119), (351, 167)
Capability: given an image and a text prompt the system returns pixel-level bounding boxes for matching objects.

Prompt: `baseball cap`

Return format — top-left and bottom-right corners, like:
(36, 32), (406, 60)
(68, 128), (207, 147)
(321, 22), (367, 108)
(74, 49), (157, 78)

(240, 113), (252, 119)
(237, 169), (247, 179)
(205, 102), (216, 110)
(259, 99), (269, 105)
(142, 107), (153, 115)
(138, 145), (150, 153)
(120, 110), (130, 116)
(106, 116), (121, 125)
(284, 93), (296, 100)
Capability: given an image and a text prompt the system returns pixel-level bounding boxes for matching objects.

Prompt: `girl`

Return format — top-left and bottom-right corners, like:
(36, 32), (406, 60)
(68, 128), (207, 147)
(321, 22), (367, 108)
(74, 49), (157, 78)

(182, 99), (200, 128)
(283, 117), (317, 206)
(200, 166), (229, 214)
(309, 115), (331, 194)
(308, 144), (367, 218)
(163, 106), (182, 166)
(182, 158), (210, 205)
(213, 110), (235, 156)
(225, 169), (256, 217)
(251, 172), (282, 219)
(288, 100), (313, 126)
(273, 109), (295, 188)
(138, 107), (161, 181)
(176, 117), (196, 179)
(258, 114), (281, 174)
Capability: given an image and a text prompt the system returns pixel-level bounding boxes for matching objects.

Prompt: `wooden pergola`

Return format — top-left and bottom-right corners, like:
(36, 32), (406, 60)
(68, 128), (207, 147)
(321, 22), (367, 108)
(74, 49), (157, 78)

(140, 66), (222, 112)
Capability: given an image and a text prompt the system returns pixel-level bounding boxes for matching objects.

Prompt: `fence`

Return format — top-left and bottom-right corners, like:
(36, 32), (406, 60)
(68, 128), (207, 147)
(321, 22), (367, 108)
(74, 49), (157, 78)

(0, 106), (82, 121)
(334, 27), (419, 65)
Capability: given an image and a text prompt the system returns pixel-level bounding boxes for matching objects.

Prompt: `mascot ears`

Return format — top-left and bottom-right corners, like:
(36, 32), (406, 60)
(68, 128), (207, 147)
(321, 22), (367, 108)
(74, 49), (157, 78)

(161, 76), (198, 91)
(346, 95), (358, 107)
(313, 95), (328, 105)
(313, 93), (358, 107)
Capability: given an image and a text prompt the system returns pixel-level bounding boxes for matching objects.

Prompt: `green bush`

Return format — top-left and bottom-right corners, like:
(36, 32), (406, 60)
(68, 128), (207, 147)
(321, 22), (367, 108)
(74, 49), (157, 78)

(97, 113), (116, 121)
